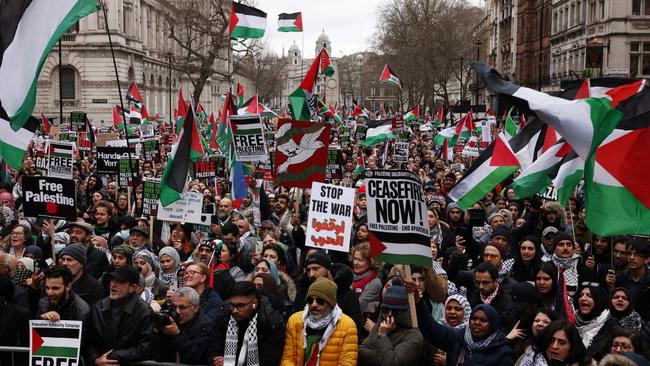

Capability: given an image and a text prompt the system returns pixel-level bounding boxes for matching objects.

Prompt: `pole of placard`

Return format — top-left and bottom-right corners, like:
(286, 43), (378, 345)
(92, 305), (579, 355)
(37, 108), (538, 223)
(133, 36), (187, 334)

(101, 2), (136, 181)
(149, 216), (154, 243)
(397, 264), (418, 328)
(58, 41), (63, 126)
(127, 186), (132, 213)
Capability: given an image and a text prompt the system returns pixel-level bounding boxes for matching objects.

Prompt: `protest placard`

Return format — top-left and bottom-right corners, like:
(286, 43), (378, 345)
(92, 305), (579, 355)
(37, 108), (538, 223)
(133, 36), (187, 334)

(194, 160), (216, 179)
(142, 138), (160, 162)
(142, 178), (161, 217)
(96, 133), (119, 147)
(273, 120), (330, 188)
(46, 140), (75, 179)
(30, 320), (82, 366)
(326, 147), (343, 181)
(70, 111), (86, 132)
(96, 147), (135, 174)
(23, 176), (76, 221)
(392, 115), (404, 132)
(119, 158), (138, 186)
(365, 170), (431, 267)
(229, 114), (268, 161)
(305, 182), (355, 253)
(393, 141), (410, 163)
(157, 191), (204, 224)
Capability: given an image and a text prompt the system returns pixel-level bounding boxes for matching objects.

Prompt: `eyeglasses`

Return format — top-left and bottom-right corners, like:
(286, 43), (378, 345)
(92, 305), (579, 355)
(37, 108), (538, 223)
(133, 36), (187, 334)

(307, 297), (325, 306)
(11, 232), (24, 236)
(183, 270), (202, 278)
(228, 299), (255, 311)
(611, 343), (633, 352)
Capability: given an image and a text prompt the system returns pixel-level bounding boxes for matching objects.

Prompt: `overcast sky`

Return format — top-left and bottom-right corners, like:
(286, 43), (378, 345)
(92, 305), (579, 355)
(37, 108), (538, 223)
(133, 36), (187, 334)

(257, 0), (484, 58)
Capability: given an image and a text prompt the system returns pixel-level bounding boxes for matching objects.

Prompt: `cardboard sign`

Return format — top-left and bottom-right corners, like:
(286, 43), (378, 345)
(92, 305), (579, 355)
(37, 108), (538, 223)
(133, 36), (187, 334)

(462, 136), (480, 157)
(257, 156), (274, 182)
(355, 125), (367, 141)
(365, 170), (431, 267)
(140, 123), (154, 137)
(46, 141), (75, 179)
(392, 116), (404, 132)
(70, 111), (86, 132)
(305, 182), (355, 252)
(156, 191), (204, 224)
(23, 176), (76, 221)
(119, 158), (138, 187)
(229, 114), (268, 161)
(194, 160), (216, 179)
(142, 178), (161, 217)
(96, 147), (135, 174)
(96, 133), (119, 147)
(30, 320), (82, 366)
(393, 141), (410, 163)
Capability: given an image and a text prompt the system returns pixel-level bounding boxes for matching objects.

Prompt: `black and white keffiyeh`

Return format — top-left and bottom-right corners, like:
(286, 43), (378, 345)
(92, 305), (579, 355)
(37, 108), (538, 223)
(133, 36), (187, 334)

(301, 304), (342, 354)
(224, 312), (259, 366)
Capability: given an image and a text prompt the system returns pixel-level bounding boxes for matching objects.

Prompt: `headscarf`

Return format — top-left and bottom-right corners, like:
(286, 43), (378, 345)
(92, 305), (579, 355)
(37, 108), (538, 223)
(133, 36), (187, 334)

(609, 287), (643, 331)
(441, 294), (471, 328)
(159, 247), (181, 285)
(575, 285), (610, 348)
(258, 258), (281, 286)
(463, 304), (502, 352)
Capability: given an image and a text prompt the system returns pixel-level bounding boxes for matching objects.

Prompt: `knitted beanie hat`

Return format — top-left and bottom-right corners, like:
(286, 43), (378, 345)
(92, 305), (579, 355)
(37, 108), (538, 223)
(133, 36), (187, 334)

(59, 244), (87, 267)
(381, 276), (409, 311)
(306, 277), (338, 307)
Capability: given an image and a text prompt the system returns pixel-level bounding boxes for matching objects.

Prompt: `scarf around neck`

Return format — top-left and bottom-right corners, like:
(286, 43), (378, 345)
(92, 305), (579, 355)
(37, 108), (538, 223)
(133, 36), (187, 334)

(575, 308), (610, 348)
(480, 282), (500, 305)
(552, 254), (580, 288)
(462, 324), (500, 353)
(224, 312), (259, 366)
(302, 304), (342, 357)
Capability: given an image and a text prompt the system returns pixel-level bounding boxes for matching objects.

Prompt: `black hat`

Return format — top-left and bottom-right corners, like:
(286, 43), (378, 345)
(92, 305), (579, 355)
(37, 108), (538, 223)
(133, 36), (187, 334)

(424, 183), (436, 192)
(106, 265), (140, 284)
(129, 226), (148, 237)
(509, 282), (537, 313)
(305, 251), (332, 271)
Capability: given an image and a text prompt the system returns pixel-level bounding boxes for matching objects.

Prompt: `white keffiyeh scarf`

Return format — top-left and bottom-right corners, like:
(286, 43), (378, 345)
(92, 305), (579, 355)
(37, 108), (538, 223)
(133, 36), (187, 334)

(302, 304), (342, 355)
(575, 309), (610, 349)
(224, 312), (259, 366)
(552, 254), (580, 289)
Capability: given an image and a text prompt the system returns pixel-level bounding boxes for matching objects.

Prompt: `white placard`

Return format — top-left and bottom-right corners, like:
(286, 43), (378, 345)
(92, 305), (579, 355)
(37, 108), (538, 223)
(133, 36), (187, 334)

(305, 182), (355, 253)
(156, 191), (204, 224)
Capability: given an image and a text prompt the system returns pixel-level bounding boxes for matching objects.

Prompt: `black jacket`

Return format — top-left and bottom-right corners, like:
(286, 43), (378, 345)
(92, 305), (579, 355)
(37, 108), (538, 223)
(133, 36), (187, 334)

(86, 244), (110, 280)
(37, 292), (90, 322)
(72, 272), (106, 308)
(86, 293), (152, 365)
(208, 295), (285, 366)
(0, 301), (30, 365)
(152, 312), (216, 365)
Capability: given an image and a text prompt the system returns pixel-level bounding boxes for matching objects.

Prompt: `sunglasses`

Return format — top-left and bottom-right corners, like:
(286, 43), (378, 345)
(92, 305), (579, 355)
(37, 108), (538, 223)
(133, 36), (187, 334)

(307, 297), (325, 306)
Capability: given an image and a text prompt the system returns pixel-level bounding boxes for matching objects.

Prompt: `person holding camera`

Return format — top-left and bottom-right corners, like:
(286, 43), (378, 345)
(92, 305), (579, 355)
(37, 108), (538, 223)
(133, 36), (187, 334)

(86, 265), (152, 365)
(152, 287), (216, 365)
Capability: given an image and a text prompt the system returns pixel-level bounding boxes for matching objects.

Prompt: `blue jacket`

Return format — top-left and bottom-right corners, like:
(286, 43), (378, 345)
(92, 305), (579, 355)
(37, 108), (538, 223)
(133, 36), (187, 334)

(416, 301), (514, 366)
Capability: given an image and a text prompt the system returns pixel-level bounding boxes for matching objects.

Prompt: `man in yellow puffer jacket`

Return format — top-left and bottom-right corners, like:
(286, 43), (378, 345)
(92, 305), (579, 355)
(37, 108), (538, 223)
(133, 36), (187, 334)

(281, 277), (358, 366)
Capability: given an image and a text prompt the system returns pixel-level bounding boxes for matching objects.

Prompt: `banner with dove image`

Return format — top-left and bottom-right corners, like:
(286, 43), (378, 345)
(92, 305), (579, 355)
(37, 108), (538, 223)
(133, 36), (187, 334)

(273, 120), (330, 188)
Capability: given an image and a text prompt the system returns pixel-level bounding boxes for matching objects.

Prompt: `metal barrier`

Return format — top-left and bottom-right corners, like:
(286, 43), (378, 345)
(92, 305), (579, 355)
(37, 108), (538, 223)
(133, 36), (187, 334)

(0, 346), (198, 366)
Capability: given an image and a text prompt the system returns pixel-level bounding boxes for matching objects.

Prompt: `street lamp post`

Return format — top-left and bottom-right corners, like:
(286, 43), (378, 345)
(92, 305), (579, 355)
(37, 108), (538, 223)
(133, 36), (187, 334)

(474, 40), (482, 106)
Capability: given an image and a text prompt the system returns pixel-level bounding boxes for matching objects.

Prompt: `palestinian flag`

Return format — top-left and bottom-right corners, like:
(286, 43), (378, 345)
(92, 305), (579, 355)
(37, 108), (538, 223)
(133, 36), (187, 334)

(354, 152), (365, 178)
(31, 325), (80, 359)
(433, 105), (445, 127)
(237, 82), (245, 107)
(129, 106), (142, 125)
(404, 106), (419, 123)
(434, 126), (457, 146)
(448, 133), (520, 210)
(379, 64), (402, 89)
(41, 114), (51, 134)
(504, 106), (517, 139)
(454, 111), (474, 146)
(0, 0), (99, 132)
(113, 106), (134, 137)
(176, 87), (188, 135)
(238, 96), (277, 116)
(289, 49), (330, 121)
(160, 104), (204, 206)
(506, 116), (547, 171)
(360, 119), (395, 147)
(85, 116), (95, 144)
(476, 62), (650, 235)
(126, 82), (143, 107)
(352, 103), (369, 119)
(229, 2), (267, 39)
(209, 113), (218, 150)
(442, 137), (451, 161)
(277, 12), (303, 32)
(553, 150), (584, 205)
(555, 267), (576, 325)
(274, 120), (330, 188)
(319, 49), (335, 77)
(217, 92), (236, 155)
(140, 104), (153, 125)
(559, 77), (639, 100)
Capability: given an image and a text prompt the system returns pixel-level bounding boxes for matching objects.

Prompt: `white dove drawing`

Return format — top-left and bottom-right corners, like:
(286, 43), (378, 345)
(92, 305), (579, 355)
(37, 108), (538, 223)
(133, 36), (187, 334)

(276, 125), (326, 173)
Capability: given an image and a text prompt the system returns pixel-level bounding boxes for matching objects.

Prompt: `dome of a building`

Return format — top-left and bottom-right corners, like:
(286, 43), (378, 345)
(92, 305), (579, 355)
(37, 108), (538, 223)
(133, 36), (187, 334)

(316, 31), (330, 44)
(288, 42), (300, 52)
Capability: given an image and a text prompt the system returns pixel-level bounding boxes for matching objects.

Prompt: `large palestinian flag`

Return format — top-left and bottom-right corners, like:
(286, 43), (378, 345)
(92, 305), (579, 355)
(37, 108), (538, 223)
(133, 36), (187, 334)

(476, 62), (650, 235)
(0, 0), (99, 169)
(229, 2), (267, 39)
(160, 104), (204, 206)
(277, 12), (303, 32)
(361, 119), (396, 147)
(404, 106), (419, 123)
(449, 133), (520, 210)
(274, 120), (330, 188)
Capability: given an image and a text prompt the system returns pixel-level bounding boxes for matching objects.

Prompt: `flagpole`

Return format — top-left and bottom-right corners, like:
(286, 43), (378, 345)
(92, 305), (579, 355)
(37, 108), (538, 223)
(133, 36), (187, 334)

(101, 2), (136, 184)
(301, 32), (304, 80)
(58, 40), (63, 126)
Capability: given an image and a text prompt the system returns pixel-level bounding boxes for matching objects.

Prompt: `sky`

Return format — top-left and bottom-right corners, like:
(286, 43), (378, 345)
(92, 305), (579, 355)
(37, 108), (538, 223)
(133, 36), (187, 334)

(258, 0), (484, 58)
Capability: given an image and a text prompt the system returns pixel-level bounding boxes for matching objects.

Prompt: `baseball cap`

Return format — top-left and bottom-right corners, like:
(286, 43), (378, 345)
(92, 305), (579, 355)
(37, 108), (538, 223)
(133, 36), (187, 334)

(106, 265), (140, 285)
(542, 226), (558, 238)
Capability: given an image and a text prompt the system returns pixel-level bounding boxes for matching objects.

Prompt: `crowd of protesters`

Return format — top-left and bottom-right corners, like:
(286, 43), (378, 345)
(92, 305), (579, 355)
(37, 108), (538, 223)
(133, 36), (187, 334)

(0, 117), (649, 366)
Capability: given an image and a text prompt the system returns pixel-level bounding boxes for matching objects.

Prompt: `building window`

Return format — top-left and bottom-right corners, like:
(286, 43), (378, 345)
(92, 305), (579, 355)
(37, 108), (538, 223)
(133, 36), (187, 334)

(630, 41), (650, 75)
(632, 0), (650, 15)
(599, 0), (605, 19)
(61, 67), (75, 99)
